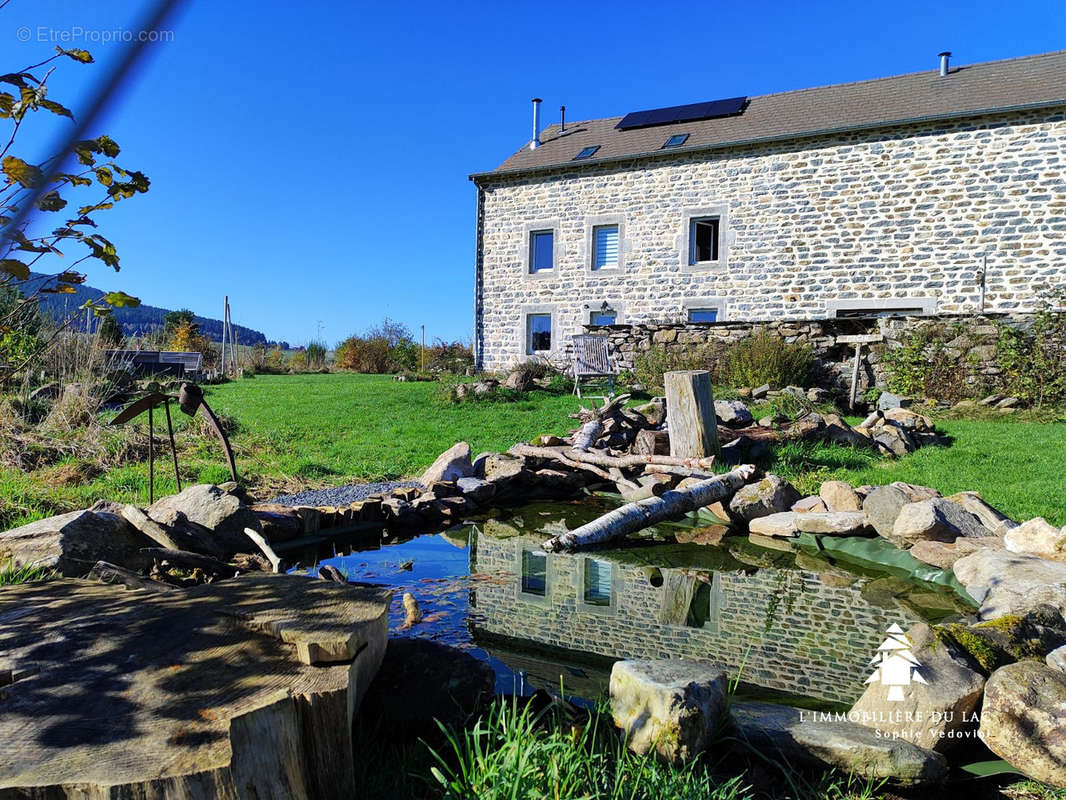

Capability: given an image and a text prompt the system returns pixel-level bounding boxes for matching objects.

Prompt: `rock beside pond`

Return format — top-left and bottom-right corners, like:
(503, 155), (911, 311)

(938, 605), (1066, 674)
(456, 476), (496, 504)
(945, 491), (1017, 536)
(819, 480), (862, 512)
(862, 483), (941, 539)
(148, 483), (258, 553)
(791, 495), (827, 514)
(849, 623), (985, 753)
(980, 661), (1066, 788)
(1047, 645), (1066, 673)
(888, 498), (989, 549)
(609, 659), (727, 763)
(728, 474), (801, 522)
(748, 511), (801, 538)
(731, 701), (947, 788)
(954, 549), (1066, 620)
(794, 511), (872, 536)
(1004, 517), (1066, 561)
(0, 509), (151, 576)
(420, 441), (474, 485)
(909, 536), (1003, 569)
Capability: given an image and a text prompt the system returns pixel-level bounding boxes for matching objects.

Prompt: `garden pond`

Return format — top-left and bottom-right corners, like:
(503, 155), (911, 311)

(290, 496), (977, 709)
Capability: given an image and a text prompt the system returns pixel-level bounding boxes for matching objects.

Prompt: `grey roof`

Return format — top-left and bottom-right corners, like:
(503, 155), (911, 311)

(477, 50), (1066, 180)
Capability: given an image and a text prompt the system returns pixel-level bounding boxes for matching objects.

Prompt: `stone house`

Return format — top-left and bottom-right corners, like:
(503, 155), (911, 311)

(470, 51), (1066, 372)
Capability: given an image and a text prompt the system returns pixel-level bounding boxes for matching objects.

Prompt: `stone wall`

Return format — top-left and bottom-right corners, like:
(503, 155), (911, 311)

(585, 312), (1032, 395)
(471, 532), (923, 706)
(475, 107), (1066, 371)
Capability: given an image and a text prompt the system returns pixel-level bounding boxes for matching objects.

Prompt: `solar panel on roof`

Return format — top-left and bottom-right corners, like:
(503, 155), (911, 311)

(615, 97), (747, 130)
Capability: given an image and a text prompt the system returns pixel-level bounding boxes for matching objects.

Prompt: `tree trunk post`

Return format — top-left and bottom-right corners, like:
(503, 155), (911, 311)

(664, 370), (719, 459)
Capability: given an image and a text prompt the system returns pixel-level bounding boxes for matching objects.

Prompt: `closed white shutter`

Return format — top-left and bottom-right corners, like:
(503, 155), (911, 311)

(593, 226), (619, 269)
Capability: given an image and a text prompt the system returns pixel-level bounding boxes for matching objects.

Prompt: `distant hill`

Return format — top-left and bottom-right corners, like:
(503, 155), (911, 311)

(21, 272), (268, 346)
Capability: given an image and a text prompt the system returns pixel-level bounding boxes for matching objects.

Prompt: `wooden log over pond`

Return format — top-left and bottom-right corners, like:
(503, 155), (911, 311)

(0, 573), (391, 799)
(541, 464), (756, 552)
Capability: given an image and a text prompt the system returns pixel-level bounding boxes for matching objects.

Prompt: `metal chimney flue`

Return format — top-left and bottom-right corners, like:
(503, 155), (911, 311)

(939, 51), (951, 77)
(560, 105), (566, 133)
(530, 98), (542, 150)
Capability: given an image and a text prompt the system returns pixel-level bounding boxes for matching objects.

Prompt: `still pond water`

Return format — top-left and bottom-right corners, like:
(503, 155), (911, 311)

(291, 497), (975, 709)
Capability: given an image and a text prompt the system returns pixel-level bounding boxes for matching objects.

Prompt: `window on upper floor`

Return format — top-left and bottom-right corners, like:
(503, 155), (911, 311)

(687, 307), (718, 323)
(689, 217), (720, 264)
(592, 225), (619, 270)
(529, 230), (554, 273)
(527, 313), (552, 353)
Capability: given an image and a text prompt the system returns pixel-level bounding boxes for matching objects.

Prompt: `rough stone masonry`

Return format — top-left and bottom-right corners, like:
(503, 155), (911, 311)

(473, 107), (1066, 371)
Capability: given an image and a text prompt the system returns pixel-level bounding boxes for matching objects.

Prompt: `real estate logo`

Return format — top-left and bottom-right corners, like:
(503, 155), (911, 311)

(865, 623), (927, 701)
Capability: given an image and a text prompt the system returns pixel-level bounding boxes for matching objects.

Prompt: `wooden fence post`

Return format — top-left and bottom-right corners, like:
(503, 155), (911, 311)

(664, 370), (719, 459)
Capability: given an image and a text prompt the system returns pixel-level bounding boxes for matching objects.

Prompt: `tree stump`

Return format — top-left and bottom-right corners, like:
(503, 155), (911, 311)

(634, 429), (670, 456)
(0, 573), (391, 799)
(664, 370), (719, 459)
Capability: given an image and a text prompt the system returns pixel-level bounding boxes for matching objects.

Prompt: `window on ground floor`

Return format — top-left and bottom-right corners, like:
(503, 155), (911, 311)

(527, 313), (552, 353)
(687, 307), (719, 323)
(582, 557), (613, 607)
(827, 298), (936, 318)
(590, 306), (617, 326)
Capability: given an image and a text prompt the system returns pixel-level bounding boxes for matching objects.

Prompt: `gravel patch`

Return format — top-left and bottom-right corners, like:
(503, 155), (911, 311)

(269, 480), (424, 507)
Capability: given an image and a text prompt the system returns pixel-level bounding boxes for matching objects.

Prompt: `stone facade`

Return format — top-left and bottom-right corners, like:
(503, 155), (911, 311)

(471, 532), (930, 706)
(588, 312), (1031, 396)
(473, 108), (1066, 371)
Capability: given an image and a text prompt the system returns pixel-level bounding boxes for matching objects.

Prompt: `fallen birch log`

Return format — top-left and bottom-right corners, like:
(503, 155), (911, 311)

(509, 444), (715, 472)
(244, 527), (283, 573)
(542, 464), (756, 552)
(642, 463), (717, 480)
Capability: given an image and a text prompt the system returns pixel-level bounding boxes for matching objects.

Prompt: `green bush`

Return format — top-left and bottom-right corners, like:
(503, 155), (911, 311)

(633, 344), (718, 393)
(721, 331), (814, 389)
(881, 324), (988, 403)
(996, 289), (1066, 407)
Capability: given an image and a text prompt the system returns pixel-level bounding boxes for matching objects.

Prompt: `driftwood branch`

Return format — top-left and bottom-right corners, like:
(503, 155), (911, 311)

(243, 527), (283, 573)
(86, 561), (180, 593)
(122, 504), (225, 558)
(542, 464), (756, 552)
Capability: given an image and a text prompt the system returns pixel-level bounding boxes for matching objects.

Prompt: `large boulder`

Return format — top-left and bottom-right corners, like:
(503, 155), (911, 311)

(909, 536), (1003, 569)
(420, 442), (474, 485)
(945, 491), (1017, 536)
(1004, 517), (1066, 561)
(728, 474), (801, 523)
(731, 701), (946, 787)
(148, 484), (258, 553)
(0, 509), (151, 576)
(793, 511), (872, 536)
(862, 483), (941, 539)
(980, 661), (1066, 787)
(610, 659), (727, 763)
(819, 480), (862, 512)
(938, 605), (1066, 674)
(954, 549), (1066, 620)
(887, 498), (989, 549)
(849, 623), (985, 753)
(714, 400), (753, 427)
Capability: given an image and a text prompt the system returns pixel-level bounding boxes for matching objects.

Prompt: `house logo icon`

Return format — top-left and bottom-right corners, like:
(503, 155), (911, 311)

(865, 623), (927, 701)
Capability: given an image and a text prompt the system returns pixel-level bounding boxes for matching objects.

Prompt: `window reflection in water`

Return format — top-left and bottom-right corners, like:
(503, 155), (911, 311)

(521, 549), (548, 596)
(583, 558), (612, 607)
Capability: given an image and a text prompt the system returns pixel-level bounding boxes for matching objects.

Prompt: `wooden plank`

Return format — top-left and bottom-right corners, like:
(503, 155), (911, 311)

(664, 370), (719, 458)
(836, 334), (883, 344)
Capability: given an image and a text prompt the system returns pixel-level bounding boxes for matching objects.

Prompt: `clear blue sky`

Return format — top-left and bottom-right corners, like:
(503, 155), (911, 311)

(7, 0), (1066, 346)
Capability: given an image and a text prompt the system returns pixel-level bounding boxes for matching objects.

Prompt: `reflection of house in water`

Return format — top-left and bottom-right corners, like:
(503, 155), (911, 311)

(470, 517), (957, 706)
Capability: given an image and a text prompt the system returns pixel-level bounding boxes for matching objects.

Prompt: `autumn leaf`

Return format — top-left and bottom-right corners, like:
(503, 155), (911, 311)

(39, 99), (73, 119)
(35, 191), (67, 212)
(0, 259), (29, 280)
(56, 47), (94, 64)
(55, 270), (86, 285)
(2, 156), (43, 188)
(102, 291), (140, 308)
(40, 284), (77, 294)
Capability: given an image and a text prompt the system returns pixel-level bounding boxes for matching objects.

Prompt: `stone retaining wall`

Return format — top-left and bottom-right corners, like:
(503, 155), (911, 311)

(585, 312), (1036, 395)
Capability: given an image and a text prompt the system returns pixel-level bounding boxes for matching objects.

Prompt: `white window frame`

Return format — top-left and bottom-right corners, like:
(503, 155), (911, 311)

(825, 297), (937, 318)
(584, 299), (626, 327)
(680, 205), (729, 270)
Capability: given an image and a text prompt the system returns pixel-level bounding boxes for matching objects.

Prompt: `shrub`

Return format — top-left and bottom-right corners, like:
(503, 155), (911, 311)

(722, 331), (814, 389)
(425, 339), (473, 373)
(306, 340), (328, 370)
(882, 324), (975, 402)
(632, 344), (718, 393)
(996, 287), (1066, 406)
(335, 318), (418, 374)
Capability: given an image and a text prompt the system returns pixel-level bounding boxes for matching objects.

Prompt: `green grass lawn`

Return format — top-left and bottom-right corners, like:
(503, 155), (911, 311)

(2, 372), (1064, 529)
